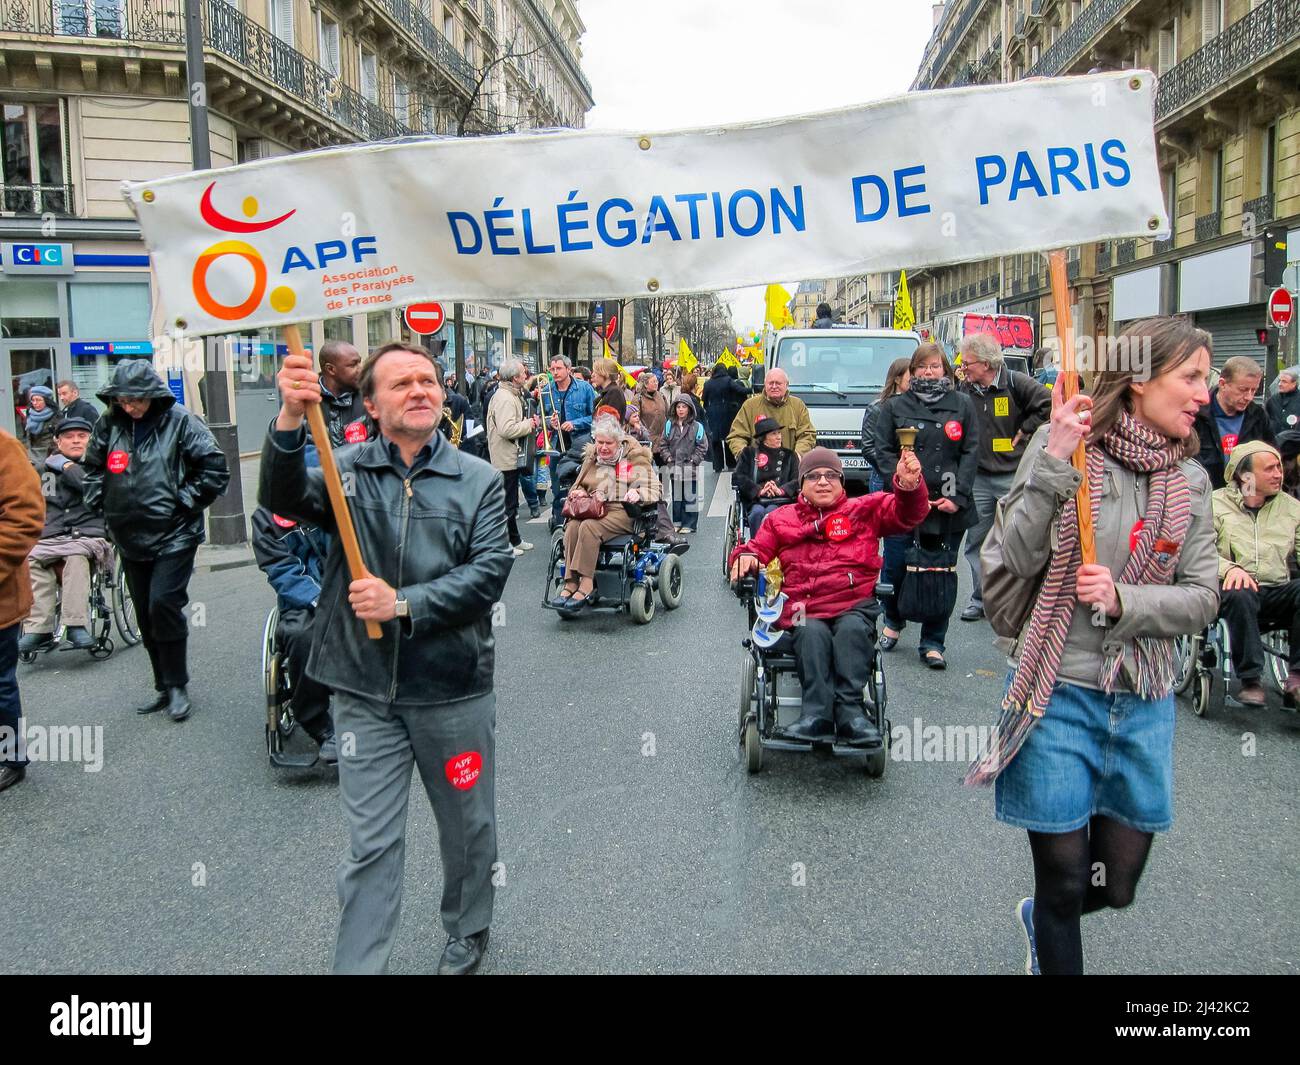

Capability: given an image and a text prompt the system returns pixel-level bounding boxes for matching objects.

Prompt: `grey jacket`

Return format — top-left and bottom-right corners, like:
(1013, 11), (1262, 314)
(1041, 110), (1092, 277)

(984, 425), (1218, 692)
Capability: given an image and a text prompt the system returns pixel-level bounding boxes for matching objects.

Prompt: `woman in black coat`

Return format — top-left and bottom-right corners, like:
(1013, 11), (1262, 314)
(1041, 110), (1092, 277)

(874, 343), (979, 668)
(703, 363), (748, 472)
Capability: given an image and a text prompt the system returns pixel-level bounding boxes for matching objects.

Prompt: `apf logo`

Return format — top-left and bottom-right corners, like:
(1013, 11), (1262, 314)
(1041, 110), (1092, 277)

(192, 182), (298, 321)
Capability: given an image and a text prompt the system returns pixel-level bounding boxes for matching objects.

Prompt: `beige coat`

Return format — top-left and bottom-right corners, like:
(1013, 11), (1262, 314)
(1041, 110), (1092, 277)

(572, 435), (662, 503)
(486, 381), (534, 472)
(984, 425), (1219, 692)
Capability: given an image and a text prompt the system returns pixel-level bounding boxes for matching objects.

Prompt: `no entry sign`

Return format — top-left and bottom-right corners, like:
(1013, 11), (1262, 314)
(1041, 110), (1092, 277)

(1268, 287), (1294, 328)
(404, 301), (445, 334)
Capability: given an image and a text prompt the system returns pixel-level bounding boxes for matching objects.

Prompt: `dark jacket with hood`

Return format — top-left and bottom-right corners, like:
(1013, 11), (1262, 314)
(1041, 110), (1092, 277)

(1192, 387), (1274, 490)
(40, 449), (105, 540)
(83, 360), (231, 560)
(1265, 386), (1300, 438)
(252, 506), (330, 613)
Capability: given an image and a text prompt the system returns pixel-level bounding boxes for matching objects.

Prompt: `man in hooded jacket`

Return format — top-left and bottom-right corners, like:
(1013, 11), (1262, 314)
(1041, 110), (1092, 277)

(83, 361), (230, 722)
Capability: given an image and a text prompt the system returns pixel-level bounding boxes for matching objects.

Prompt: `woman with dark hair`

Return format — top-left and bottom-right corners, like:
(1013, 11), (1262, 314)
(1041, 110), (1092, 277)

(875, 343), (979, 668)
(862, 356), (913, 493)
(970, 316), (1218, 976)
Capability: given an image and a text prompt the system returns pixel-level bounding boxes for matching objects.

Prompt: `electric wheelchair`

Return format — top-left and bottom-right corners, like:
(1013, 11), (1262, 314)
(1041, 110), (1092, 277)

(542, 500), (687, 624)
(1173, 620), (1293, 717)
(19, 550), (140, 664)
(733, 572), (892, 778)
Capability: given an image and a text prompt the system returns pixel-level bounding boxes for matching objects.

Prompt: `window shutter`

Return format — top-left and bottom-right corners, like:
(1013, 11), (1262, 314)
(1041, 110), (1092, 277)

(1201, 0), (1220, 43)
(1158, 28), (1174, 73)
(271, 0), (294, 45)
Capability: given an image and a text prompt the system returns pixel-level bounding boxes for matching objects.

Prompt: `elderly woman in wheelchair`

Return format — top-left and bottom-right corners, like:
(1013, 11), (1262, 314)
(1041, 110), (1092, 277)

(550, 414), (661, 617)
(728, 445), (928, 744)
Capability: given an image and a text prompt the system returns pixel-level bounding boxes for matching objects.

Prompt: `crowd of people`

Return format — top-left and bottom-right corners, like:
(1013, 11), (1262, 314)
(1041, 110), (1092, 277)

(1, 312), (1297, 978)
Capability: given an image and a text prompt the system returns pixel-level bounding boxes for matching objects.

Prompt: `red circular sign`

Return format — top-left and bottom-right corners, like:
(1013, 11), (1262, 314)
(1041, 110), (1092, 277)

(757, 452), (769, 468)
(824, 514), (851, 541)
(404, 301), (445, 335)
(107, 450), (129, 473)
(1269, 287), (1294, 327)
(344, 419), (368, 443)
(944, 420), (963, 441)
(445, 751), (482, 790)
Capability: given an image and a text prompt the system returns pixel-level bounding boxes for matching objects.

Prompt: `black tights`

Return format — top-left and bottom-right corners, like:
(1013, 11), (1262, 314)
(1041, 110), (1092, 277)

(1027, 816), (1155, 975)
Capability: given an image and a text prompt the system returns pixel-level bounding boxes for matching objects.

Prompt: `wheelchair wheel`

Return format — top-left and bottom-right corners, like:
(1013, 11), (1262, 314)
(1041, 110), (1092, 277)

(112, 560), (141, 646)
(744, 719), (763, 773)
(722, 499), (740, 579)
(543, 535), (565, 605)
(739, 656), (757, 736)
(865, 744), (887, 779)
(262, 608), (296, 741)
(1172, 634), (1196, 696)
(629, 582), (655, 624)
(1263, 631), (1289, 692)
(657, 554), (684, 610)
(1191, 670), (1211, 717)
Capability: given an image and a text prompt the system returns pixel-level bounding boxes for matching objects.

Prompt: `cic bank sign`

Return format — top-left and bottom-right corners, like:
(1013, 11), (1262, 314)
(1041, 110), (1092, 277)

(1, 242), (74, 274)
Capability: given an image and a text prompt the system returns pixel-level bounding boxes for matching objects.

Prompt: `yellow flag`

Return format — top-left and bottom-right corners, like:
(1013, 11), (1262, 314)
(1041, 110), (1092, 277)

(765, 284), (794, 329)
(677, 337), (698, 372)
(603, 339), (637, 387)
(893, 270), (916, 333)
(720, 347), (739, 369)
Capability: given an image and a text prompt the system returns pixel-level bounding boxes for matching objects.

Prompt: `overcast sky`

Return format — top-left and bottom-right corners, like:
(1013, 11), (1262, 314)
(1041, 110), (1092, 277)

(577, 0), (939, 334)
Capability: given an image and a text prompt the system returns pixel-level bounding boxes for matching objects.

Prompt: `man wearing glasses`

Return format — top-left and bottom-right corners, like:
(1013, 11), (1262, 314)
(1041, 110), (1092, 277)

(727, 447), (927, 744)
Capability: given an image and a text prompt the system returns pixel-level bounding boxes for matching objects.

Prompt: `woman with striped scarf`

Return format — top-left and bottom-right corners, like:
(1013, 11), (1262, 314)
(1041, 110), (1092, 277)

(970, 317), (1220, 975)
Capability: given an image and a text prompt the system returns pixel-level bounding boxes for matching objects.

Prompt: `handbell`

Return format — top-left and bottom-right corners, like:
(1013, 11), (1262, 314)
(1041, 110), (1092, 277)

(895, 425), (919, 451)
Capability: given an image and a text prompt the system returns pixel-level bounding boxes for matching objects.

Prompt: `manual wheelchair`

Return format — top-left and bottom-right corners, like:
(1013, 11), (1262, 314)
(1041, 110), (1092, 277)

(542, 501), (688, 624)
(260, 605), (330, 768)
(733, 573), (892, 778)
(18, 550), (140, 664)
(1173, 619), (1293, 717)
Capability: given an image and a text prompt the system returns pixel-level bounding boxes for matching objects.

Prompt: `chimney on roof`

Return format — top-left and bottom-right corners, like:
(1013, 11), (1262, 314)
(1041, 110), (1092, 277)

(933, 3), (945, 29)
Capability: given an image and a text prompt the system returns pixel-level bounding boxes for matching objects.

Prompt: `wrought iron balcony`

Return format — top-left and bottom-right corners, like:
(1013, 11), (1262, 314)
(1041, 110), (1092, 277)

(482, 0), (495, 36)
(520, 0), (591, 100)
(1117, 239), (1136, 264)
(1156, 0), (1300, 120)
(914, 0), (985, 90)
(1014, 12), (1026, 37)
(1011, 278), (1022, 295)
(1195, 211), (1222, 241)
(1028, 0), (1128, 77)
(1244, 193), (1275, 225)
(1153, 236), (1174, 254)
(373, 0), (475, 92)
(1097, 242), (1112, 271)
(1, 182), (74, 215)
(1067, 258), (1080, 281)
(461, 0), (478, 18)
(1030, 0), (1044, 15)
(0, 0), (184, 41)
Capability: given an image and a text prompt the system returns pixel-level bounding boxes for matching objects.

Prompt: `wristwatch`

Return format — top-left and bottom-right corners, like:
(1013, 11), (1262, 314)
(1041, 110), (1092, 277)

(394, 592), (410, 619)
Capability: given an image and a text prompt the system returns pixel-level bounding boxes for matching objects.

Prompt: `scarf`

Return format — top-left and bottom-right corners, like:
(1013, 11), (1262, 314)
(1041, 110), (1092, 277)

(596, 443), (624, 466)
(909, 376), (953, 404)
(25, 388), (56, 435)
(965, 410), (1192, 786)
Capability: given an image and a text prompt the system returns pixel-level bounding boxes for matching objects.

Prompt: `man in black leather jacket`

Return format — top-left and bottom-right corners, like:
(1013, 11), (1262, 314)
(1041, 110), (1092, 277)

(261, 341), (512, 977)
(83, 361), (229, 722)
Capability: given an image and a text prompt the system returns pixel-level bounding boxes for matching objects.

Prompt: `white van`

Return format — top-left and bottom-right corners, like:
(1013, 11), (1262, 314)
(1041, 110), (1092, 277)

(757, 327), (921, 487)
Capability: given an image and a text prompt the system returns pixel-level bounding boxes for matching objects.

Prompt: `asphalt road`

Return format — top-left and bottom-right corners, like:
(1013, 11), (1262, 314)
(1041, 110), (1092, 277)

(3, 465), (1297, 974)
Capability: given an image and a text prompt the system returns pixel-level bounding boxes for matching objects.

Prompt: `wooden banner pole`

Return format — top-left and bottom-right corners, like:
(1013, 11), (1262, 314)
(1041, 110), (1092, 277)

(1046, 250), (1096, 565)
(283, 324), (383, 640)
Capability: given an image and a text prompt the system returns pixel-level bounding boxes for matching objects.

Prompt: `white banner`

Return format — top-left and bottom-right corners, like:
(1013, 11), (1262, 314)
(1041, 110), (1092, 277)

(125, 72), (1167, 336)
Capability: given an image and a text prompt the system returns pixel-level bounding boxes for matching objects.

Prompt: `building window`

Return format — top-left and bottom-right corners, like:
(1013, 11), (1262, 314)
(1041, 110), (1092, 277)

(1158, 22), (1177, 74)
(444, 11), (456, 43)
(269, 0), (294, 45)
(323, 317), (352, 343)
(1264, 123), (1277, 198)
(360, 50), (378, 105)
(70, 282), (151, 340)
(394, 76), (410, 122)
(54, 0), (125, 38)
(465, 35), (476, 67)
(366, 311), (391, 352)
(0, 101), (69, 214)
(318, 14), (340, 77)
(0, 280), (60, 339)
(1201, 0), (1222, 45)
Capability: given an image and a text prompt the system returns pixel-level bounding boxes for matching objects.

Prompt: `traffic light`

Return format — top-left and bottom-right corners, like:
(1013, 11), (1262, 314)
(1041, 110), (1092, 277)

(1257, 327), (1278, 346)
(1264, 227), (1287, 288)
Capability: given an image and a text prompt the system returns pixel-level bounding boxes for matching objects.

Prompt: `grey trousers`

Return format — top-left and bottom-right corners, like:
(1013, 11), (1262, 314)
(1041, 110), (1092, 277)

(963, 470), (1015, 609)
(332, 690), (497, 974)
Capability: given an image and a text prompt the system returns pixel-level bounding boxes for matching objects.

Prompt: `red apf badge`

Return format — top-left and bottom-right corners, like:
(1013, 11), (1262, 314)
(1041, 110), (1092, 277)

(944, 420), (963, 441)
(824, 514), (852, 542)
(445, 751), (482, 791)
(107, 450), (130, 474)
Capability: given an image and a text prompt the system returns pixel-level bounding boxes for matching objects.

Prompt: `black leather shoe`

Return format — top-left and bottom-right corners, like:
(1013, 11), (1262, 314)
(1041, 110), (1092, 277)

(784, 714), (834, 742)
(438, 929), (489, 975)
(960, 604), (985, 622)
(0, 765), (26, 793)
(316, 731), (339, 765)
(17, 632), (55, 654)
(166, 686), (192, 722)
(548, 594), (573, 609)
(922, 650), (947, 670)
(878, 634), (898, 652)
(65, 626), (96, 650)
(136, 692), (168, 715)
(836, 714), (881, 746)
(529, 504), (541, 519)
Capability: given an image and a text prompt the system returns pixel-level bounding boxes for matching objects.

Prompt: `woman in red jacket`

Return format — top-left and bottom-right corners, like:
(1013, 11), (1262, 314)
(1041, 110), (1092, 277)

(728, 446), (928, 745)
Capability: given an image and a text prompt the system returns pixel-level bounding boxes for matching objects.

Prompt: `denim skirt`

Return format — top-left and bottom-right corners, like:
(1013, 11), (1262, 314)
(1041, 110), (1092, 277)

(995, 678), (1176, 834)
